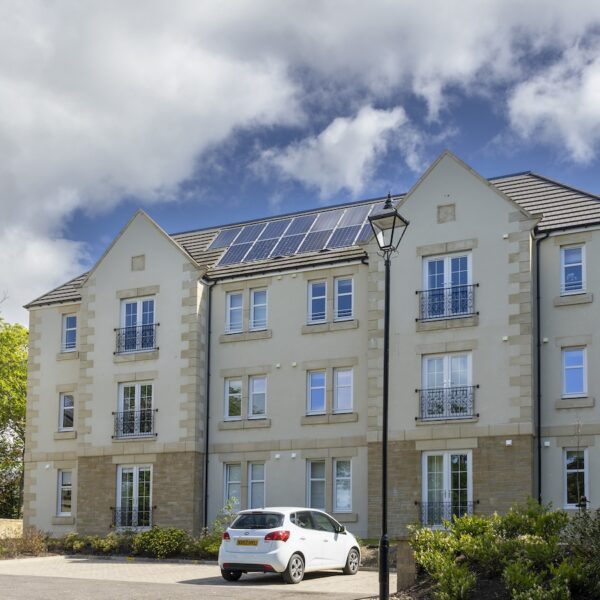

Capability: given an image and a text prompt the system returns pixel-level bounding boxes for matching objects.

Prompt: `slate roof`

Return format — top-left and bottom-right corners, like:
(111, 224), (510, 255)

(26, 172), (600, 309)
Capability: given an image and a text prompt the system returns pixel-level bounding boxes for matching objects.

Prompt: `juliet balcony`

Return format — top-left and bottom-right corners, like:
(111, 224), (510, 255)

(114, 324), (158, 354)
(416, 385), (478, 421)
(112, 409), (158, 439)
(418, 501), (475, 527)
(112, 506), (154, 529)
(416, 284), (478, 322)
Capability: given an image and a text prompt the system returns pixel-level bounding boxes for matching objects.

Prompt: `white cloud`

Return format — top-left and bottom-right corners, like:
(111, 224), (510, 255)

(260, 106), (411, 197)
(508, 40), (600, 163)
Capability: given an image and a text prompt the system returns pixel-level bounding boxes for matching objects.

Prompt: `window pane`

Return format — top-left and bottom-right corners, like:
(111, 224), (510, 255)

(336, 460), (351, 478)
(227, 464), (241, 482)
(566, 450), (585, 470)
(310, 480), (325, 509)
(250, 482), (264, 508)
(311, 461), (325, 479)
(335, 480), (351, 511)
(567, 472), (585, 505)
(565, 368), (584, 395)
(564, 350), (584, 368)
(563, 247), (582, 265)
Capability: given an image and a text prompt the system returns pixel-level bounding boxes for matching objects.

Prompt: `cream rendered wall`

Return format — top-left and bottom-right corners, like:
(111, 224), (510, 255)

(539, 227), (600, 510)
(207, 263), (370, 536)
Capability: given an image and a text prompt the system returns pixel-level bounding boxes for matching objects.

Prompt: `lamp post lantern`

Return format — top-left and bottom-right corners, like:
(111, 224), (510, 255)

(368, 193), (409, 600)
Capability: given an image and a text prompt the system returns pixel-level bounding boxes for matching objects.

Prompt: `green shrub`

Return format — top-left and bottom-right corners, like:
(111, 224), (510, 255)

(498, 500), (568, 541)
(503, 559), (544, 595)
(132, 527), (190, 559)
(434, 556), (476, 600)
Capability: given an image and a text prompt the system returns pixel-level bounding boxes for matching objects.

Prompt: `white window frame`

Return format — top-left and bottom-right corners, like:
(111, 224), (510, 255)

(423, 253), (472, 291)
(308, 280), (327, 324)
(250, 288), (268, 331)
(248, 462), (266, 509)
(307, 370), (327, 415)
(307, 460), (326, 510)
(118, 382), (154, 437)
(333, 459), (352, 513)
(226, 292), (243, 333)
(61, 314), (77, 352)
(248, 375), (267, 419)
(120, 297), (155, 328)
(333, 368), (353, 413)
(564, 448), (589, 509)
(116, 464), (152, 530)
(562, 347), (587, 398)
(334, 278), (353, 321)
(119, 296), (156, 353)
(560, 245), (586, 296)
(224, 463), (242, 511)
(421, 353), (472, 389)
(58, 393), (74, 432)
(57, 470), (72, 516)
(224, 378), (242, 421)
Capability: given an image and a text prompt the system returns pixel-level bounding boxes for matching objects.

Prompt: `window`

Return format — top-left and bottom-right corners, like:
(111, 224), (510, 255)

(225, 378), (242, 420)
(61, 314), (77, 352)
(333, 368), (353, 413)
(421, 354), (473, 419)
(334, 278), (353, 320)
(248, 462), (265, 509)
(249, 376), (266, 418)
(421, 254), (472, 319)
(563, 348), (586, 397)
(57, 470), (72, 516)
(334, 459), (352, 512)
(311, 510), (337, 532)
(307, 371), (326, 414)
(250, 289), (267, 330)
(118, 383), (154, 437)
(224, 463), (241, 511)
(565, 449), (588, 508)
(561, 246), (585, 294)
(119, 297), (155, 352)
(58, 393), (74, 431)
(308, 281), (327, 323)
(226, 292), (243, 333)
(116, 465), (152, 528)
(307, 461), (325, 509)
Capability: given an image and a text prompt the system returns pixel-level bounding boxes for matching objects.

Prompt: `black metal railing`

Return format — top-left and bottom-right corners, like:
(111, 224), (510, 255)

(115, 324), (158, 354)
(112, 409), (157, 439)
(416, 284), (478, 321)
(419, 501), (474, 526)
(417, 386), (477, 421)
(112, 506), (154, 529)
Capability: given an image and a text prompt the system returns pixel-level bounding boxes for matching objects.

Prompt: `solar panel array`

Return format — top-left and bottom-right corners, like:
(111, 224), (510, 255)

(212, 203), (378, 266)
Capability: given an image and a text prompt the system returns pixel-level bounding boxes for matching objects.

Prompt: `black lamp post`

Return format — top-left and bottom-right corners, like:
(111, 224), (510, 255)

(368, 193), (409, 600)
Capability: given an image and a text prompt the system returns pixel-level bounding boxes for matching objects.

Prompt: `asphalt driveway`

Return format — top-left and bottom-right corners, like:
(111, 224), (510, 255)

(0, 555), (394, 599)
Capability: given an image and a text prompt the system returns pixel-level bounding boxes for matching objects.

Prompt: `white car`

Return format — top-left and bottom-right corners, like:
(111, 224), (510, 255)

(218, 507), (361, 584)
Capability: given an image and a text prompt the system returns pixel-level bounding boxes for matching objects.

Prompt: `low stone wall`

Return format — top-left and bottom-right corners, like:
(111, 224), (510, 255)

(396, 538), (416, 592)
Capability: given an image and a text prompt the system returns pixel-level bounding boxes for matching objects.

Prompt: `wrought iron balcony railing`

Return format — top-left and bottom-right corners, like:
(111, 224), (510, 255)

(114, 324), (158, 354)
(112, 409), (157, 439)
(416, 385), (478, 421)
(416, 284), (478, 321)
(112, 506), (154, 529)
(418, 501), (474, 526)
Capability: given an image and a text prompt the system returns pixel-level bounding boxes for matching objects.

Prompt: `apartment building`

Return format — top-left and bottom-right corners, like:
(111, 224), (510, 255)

(24, 151), (600, 538)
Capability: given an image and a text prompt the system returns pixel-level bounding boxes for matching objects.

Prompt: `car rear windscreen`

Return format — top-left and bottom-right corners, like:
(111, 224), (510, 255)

(231, 512), (284, 529)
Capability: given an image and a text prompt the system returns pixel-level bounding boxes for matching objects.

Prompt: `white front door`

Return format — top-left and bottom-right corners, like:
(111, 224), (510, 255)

(121, 298), (155, 351)
(423, 254), (471, 318)
(422, 354), (471, 419)
(117, 465), (152, 528)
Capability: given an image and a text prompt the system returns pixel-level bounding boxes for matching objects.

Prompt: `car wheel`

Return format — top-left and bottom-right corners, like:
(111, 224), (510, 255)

(343, 547), (360, 575)
(221, 568), (242, 582)
(282, 553), (305, 584)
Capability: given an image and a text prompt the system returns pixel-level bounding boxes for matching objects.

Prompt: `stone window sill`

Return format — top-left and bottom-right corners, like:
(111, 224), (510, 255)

(54, 430), (77, 440)
(218, 418), (271, 430)
(333, 512), (358, 523)
(301, 413), (359, 425)
(56, 351), (79, 361)
(301, 320), (359, 334)
(415, 416), (479, 426)
(219, 330), (272, 343)
(416, 315), (478, 332)
(113, 349), (159, 363)
(555, 397), (595, 409)
(112, 434), (158, 442)
(554, 293), (593, 307)
(52, 516), (75, 525)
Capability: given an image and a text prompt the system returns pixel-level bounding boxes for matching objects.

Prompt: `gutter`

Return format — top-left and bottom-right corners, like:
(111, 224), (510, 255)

(201, 275), (215, 527)
(535, 230), (550, 504)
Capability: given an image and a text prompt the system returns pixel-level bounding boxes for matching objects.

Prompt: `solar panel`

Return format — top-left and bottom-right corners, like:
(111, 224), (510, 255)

(233, 223), (266, 244)
(244, 238), (278, 262)
(271, 234), (304, 257)
(258, 219), (291, 240)
(327, 225), (361, 248)
(312, 209), (343, 231)
(356, 223), (373, 244)
(210, 227), (242, 249)
(338, 204), (372, 227)
(218, 243), (253, 265)
(285, 215), (316, 236)
(298, 230), (332, 253)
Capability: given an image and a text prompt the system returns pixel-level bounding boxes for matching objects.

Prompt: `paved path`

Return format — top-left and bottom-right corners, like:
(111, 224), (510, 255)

(0, 555), (392, 599)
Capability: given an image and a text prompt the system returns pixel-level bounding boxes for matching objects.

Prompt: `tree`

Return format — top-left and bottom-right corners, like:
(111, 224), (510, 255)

(0, 319), (28, 517)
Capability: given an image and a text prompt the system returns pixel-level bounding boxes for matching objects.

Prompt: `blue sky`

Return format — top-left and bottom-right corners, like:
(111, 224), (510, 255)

(1, 1), (600, 324)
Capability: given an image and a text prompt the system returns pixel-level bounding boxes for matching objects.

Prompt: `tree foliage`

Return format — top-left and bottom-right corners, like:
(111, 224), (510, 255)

(0, 319), (28, 517)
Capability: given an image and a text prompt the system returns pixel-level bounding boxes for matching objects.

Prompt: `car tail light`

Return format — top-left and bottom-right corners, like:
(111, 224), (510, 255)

(264, 530), (290, 542)
(222, 531), (230, 540)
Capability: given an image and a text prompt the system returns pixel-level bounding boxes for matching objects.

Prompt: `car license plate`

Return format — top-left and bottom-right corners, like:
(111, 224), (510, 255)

(236, 539), (258, 546)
